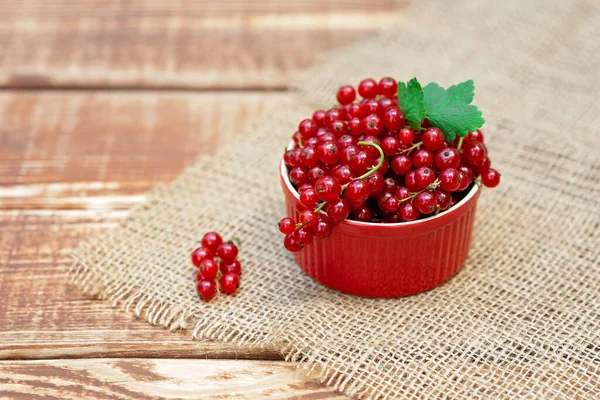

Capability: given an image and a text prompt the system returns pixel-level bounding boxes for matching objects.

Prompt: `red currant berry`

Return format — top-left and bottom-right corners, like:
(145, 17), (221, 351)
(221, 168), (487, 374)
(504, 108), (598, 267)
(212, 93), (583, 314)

(350, 151), (373, 175)
(383, 177), (398, 193)
(395, 186), (410, 201)
(458, 165), (475, 183)
(361, 99), (382, 117)
(307, 165), (327, 184)
(337, 85), (356, 105)
(297, 183), (312, 193)
(348, 117), (362, 136)
(299, 146), (319, 167)
(434, 190), (452, 211)
(378, 77), (397, 98)
(284, 234), (303, 252)
(298, 119), (317, 139)
(343, 103), (362, 119)
(278, 217), (296, 234)
(381, 194), (400, 213)
(462, 142), (487, 166)
(300, 187), (320, 208)
(435, 147), (461, 170)
(338, 134), (356, 149)
(289, 167), (307, 187)
(375, 156), (389, 175)
(220, 259), (241, 275)
(475, 157), (491, 174)
(415, 167), (435, 189)
(358, 78), (378, 99)
(294, 227), (313, 246)
(439, 168), (461, 192)
(383, 107), (405, 131)
(361, 114), (383, 136)
(329, 120), (347, 135)
(399, 201), (420, 221)
(318, 133), (336, 144)
(391, 154), (412, 175)
(201, 232), (223, 252)
(405, 170), (419, 192)
(457, 171), (471, 191)
(300, 210), (318, 228)
(326, 198), (351, 223)
(412, 148), (434, 168)
(341, 145), (359, 164)
(283, 149), (296, 168)
(219, 273), (239, 294)
(325, 109), (342, 125)
(353, 207), (373, 222)
(315, 176), (342, 202)
(464, 129), (484, 144)
(217, 242), (238, 263)
(314, 219), (333, 238)
(481, 168), (501, 188)
(312, 110), (326, 127)
(398, 128), (415, 145)
(422, 127), (446, 151)
(344, 179), (370, 202)
(366, 171), (385, 195)
(198, 258), (219, 280)
(317, 141), (341, 165)
(197, 279), (217, 301)
(292, 131), (302, 145)
(381, 136), (401, 156)
(414, 191), (438, 214)
(378, 97), (394, 111)
(332, 164), (354, 185)
(305, 137), (318, 147)
(192, 247), (214, 267)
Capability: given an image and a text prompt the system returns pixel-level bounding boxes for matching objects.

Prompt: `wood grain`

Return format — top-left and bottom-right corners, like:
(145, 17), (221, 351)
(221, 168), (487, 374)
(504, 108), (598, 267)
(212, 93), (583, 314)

(0, 91), (285, 209)
(0, 359), (344, 399)
(0, 92), (289, 360)
(0, 0), (403, 90)
(0, 210), (280, 361)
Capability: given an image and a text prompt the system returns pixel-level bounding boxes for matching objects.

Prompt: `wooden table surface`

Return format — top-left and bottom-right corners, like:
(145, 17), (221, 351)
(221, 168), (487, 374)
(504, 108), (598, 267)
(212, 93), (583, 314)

(0, 1), (404, 398)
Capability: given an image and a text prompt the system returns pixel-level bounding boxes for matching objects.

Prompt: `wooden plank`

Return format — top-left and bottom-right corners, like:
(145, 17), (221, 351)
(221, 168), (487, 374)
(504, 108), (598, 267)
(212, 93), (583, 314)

(0, 210), (280, 361)
(0, 92), (287, 359)
(0, 359), (345, 399)
(0, 91), (285, 209)
(0, 0), (403, 89)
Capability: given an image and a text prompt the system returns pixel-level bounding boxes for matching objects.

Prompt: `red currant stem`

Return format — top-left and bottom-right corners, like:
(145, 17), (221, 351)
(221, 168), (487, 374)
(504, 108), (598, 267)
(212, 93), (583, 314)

(399, 179), (441, 204)
(346, 141), (385, 186)
(298, 137), (304, 148)
(398, 141), (422, 154)
(434, 204), (441, 215)
(314, 201), (327, 214)
(456, 136), (464, 151)
(474, 176), (482, 188)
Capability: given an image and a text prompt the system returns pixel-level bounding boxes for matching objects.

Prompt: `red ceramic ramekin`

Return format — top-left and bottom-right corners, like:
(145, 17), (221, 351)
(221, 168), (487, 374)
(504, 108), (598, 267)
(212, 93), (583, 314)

(280, 160), (481, 298)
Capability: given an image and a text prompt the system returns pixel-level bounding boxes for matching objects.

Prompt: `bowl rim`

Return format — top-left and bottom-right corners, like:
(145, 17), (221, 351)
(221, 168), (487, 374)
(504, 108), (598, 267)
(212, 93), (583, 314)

(280, 154), (480, 229)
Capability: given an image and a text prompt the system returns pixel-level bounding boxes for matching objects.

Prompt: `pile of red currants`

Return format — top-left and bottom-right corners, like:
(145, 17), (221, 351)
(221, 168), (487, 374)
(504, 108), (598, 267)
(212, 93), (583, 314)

(279, 78), (500, 253)
(191, 232), (241, 301)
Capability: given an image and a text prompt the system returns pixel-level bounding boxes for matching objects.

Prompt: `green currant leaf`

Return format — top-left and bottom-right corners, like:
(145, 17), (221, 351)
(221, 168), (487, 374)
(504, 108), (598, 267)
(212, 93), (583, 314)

(422, 79), (485, 142)
(422, 82), (446, 111)
(398, 78), (426, 130)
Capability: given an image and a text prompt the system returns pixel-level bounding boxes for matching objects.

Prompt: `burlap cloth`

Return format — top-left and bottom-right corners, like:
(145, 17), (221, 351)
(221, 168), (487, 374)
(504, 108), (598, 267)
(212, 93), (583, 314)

(71, 0), (600, 398)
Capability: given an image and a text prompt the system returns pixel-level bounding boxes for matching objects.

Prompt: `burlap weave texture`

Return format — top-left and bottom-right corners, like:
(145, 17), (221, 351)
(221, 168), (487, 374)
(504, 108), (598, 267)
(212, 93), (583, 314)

(71, 0), (600, 398)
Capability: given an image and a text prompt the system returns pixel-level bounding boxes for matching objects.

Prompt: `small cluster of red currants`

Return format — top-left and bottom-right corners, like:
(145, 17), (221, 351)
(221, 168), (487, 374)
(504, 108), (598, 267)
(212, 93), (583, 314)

(279, 78), (500, 253)
(191, 232), (241, 301)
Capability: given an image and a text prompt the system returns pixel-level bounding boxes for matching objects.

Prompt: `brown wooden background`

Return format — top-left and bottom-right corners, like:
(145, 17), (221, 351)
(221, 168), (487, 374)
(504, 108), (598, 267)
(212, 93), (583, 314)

(0, 1), (405, 398)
